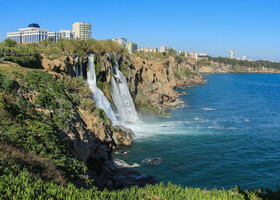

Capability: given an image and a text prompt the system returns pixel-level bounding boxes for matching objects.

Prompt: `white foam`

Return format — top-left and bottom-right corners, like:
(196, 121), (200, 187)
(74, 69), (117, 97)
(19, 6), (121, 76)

(195, 117), (210, 122)
(202, 107), (216, 111)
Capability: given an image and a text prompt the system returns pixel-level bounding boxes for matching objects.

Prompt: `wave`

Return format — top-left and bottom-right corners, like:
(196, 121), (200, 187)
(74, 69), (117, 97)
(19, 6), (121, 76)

(142, 158), (165, 166)
(202, 107), (216, 111)
(195, 117), (210, 122)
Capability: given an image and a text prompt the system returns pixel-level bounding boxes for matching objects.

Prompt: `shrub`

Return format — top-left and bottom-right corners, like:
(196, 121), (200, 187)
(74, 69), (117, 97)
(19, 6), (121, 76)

(4, 54), (42, 68)
(80, 98), (95, 113)
(63, 76), (85, 92)
(4, 38), (17, 47)
(174, 71), (181, 80)
(99, 109), (112, 125)
(0, 73), (17, 92)
(34, 91), (57, 109)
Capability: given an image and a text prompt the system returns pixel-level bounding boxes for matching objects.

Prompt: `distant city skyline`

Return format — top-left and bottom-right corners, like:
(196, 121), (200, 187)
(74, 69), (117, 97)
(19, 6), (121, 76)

(0, 0), (279, 62)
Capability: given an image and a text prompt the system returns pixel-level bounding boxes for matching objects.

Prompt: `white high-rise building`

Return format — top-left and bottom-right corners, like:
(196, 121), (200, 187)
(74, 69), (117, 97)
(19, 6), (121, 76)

(230, 50), (235, 59)
(72, 22), (92, 39)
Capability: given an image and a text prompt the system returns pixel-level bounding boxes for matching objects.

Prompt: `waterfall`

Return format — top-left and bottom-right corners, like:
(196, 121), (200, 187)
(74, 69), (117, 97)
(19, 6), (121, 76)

(87, 53), (118, 124)
(75, 56), (79, 77)
(80, 58), (83, 78)
(109, 54), (138, 123)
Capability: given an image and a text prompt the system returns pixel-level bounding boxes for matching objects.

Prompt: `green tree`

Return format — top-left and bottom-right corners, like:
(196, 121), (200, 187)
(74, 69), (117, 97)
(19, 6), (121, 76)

(4, 38), (17, 47)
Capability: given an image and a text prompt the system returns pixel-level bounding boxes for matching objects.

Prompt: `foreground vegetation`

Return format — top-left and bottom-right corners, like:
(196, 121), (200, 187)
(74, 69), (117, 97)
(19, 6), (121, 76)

(0, 172), (266, 200)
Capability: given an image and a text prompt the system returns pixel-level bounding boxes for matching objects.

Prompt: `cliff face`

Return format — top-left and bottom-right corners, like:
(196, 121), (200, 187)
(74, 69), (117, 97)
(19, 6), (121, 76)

(196, 62), (280, 74)
(118, 55), (205, 112)
(41, 53), (206, 114)
(41, 54), (77, 76)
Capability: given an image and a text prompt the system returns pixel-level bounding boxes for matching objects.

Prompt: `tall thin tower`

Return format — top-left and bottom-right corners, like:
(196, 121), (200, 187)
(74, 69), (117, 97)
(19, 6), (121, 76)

(230, 50), (235, 59)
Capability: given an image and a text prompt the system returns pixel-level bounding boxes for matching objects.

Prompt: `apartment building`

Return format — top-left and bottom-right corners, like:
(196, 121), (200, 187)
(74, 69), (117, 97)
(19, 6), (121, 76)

(72, 22), (92, 39)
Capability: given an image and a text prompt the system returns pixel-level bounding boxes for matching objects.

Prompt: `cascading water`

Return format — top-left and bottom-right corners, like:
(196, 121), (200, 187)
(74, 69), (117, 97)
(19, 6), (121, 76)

(80, 58), (83, 78)
(87, 53), (118, 124)
(109, 54), (138, 123)
(75, 56), (79, 77)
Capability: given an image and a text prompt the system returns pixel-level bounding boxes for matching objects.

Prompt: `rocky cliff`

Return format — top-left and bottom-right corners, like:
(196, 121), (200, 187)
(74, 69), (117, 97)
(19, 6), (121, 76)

(117, 55), (205, 113)
(196, 61), (280, 74)
(43, 53), (206, 115)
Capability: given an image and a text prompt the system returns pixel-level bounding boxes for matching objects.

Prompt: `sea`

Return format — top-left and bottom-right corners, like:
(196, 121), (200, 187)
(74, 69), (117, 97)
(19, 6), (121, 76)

(114, 73), (280, 190)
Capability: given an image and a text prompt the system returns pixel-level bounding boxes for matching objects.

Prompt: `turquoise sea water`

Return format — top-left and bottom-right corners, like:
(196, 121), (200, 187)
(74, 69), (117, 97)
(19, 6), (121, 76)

(114, 74), (280, 190)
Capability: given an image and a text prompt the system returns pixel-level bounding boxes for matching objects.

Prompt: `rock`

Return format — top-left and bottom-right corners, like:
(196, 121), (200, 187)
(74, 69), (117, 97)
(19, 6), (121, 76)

(181, 92), (187, 95)
(114, 159), (140, 168)
(123, 138), (133, 146)
(174, 164), (184, 168)
(162, 99), (184, 108)
(112, 125), (134, 146)
(41, 54), (76, 76)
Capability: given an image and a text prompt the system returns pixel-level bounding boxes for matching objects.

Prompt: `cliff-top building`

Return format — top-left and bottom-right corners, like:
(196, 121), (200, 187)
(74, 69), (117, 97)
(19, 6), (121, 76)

(72, 22), (92, 39)
(58, 29), (76, 39)
(112, 38), (127, 47)
(6, 23), (77, 43)
(188, 52), (198, 60)
(126, 41), (137, 54)
(230, 50), (235, 59)
(7, 23), (48, 43)
(242, 56), (247, 61)
(160, 45), (167, 53)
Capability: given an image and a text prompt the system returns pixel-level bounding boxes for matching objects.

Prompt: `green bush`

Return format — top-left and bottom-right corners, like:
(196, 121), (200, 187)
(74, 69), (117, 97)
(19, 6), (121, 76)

(24, 71), (66, 99)
(99, 109), (112, 125)
(0, 73), (17, 92)
(80, 98), (95, 113)
(4, 38), (17, 47)
(34, 91), (57, 109)
(4, 54), (42, 68)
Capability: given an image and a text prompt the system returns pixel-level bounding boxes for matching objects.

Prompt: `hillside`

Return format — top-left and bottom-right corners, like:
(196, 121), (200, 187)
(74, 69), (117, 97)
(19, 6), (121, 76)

(195, 57), (280, 74)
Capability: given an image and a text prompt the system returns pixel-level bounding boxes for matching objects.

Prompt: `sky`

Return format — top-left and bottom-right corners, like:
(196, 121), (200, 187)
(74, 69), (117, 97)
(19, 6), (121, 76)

(1, 0), (279, 61)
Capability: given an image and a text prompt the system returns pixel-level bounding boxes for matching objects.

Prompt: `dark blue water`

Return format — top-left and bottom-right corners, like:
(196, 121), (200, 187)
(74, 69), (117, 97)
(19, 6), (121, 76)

(115, 74), (280, 190)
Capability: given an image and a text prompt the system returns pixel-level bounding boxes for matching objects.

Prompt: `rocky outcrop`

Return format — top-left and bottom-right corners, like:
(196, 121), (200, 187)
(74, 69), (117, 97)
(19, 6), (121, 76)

(41, 54), (77, 77)
(112, 125), (134, 146)
(118, 55), (205, 113)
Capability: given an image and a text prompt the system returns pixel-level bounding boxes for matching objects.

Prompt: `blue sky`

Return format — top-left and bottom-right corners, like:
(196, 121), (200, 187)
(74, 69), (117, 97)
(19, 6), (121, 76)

(1, 0), (279, 61)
